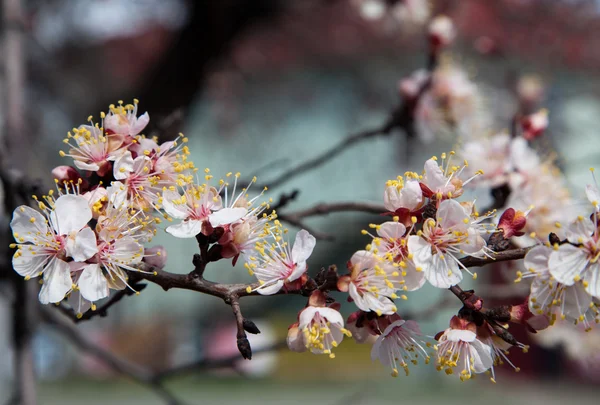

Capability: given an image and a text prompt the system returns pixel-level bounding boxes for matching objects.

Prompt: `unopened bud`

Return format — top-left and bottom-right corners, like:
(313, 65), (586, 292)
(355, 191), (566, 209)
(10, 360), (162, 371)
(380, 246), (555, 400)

(429, 15), (456, 50)
(237, 337), (252, 360)
(52, 166), (88, 190)
(498, 208), (527, 238)
(242, 319), (261, 334)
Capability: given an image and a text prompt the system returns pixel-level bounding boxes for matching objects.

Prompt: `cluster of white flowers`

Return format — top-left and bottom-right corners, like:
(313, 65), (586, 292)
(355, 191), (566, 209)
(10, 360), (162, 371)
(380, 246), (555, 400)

(518, 176), (600, 330)
(10, 100), (317, 316)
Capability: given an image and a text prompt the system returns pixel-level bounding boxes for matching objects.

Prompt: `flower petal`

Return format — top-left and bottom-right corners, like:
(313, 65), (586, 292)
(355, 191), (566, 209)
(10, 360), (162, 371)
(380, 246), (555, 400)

(548, 244), (589, 286)
(50, 195), (92, 235)
(424, 253), (462, 288)
(586, 184), (600, 211)
(161, 189), (189, 219)
(209, 207), (247, 227)
(78, 263), (109, 302)
(38, 258), (72, 304)
(378, 222), (406, 239)
(11, 206), (49, 243)
(436, 199), (468, 230)
(583, 262), (600, 299)
(291, 229), (316, 264)
(66, 227), (98, 262)
(113, 151), (134, 180)
(165, 219), (203, 238)
(256, 279), (284, 295)
(13, 248), (48, 278)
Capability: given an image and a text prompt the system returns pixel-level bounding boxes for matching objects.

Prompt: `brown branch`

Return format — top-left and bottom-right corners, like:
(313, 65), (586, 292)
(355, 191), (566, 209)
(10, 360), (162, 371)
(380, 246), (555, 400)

(458, 246), (533, 268)
(277, 201), (386, 240)
(39, 306), (183, 405)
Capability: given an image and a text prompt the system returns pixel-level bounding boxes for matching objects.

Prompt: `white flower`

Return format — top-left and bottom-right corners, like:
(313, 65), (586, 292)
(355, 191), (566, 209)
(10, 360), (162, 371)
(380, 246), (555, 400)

(371, 319), (430, 377)
(297, 305), (350, 356)
(59, 124), (125, 176)
(428, 15), (455, 47)
(408, 199), (486, 288)
(435, 317), (494, 381)
(249, 229), (316, 295)
(587, 169), (599, 212)
(520, 245), (595, 328)
(371, 221), (426, 291)
(338, 250), (398, 315)
(383, 178), (423, 217)
(548, 216), (600, 298)
(104, 99), (149, 137)
(416, 153), (480, 201)
(11, 194), (96, 304)
(458, 132), (511, 188)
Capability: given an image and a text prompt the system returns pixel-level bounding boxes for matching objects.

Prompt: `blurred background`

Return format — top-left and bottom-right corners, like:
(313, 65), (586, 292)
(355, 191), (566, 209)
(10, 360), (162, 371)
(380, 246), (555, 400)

(1, 0), (600, 404)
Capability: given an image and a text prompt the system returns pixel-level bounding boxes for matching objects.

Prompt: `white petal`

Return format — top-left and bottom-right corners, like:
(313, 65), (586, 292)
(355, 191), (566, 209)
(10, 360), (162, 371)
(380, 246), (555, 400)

(165, 219), (203, 238)
(470, 339), (494, 373)
(446, 329), (476, 343)
(586, 184), (600, 210)
(107, 181), (128, 209)
(423, 158), (446, 191)
(384, 186), (401, 212)
(400, 180), (424, 210)
(286, 327), (306, 352)
(161, 189), (189, 219)
(38, 259), (72, 304)
(291, 229), (316, 264)
(378, 222), (406, 239)
(524, 245), (552, 275)
(563, 281), (593, 318)
(66, 227), (98, 262)
(315, 307), (344, 326)
(400, 262), (427, 291)
(565, 217), (595, 245)
(424, 254), (462, 288)
(256, 279), (284, 295)
(209, 207), (247, 227)
(50, 195), (92, 235)
(350, 250), (378, 270)
(436, 199), (468, 230)
(73, 160), (100, 172)
(548, 245), (589, 286)
(407, 235), (432, 268)
(11, 206), (49, 243)
(298, 306), (319, 329)
(67, 290), (92, 315)
(287, 260), (307, 282)
(583, 262), (600, 299)
(12, 248), (48, 278)
(111, 237), (143, 265)
(130, 112), (150, 135)
(113, 150), (134, 180)
(78, 264), (109, 302)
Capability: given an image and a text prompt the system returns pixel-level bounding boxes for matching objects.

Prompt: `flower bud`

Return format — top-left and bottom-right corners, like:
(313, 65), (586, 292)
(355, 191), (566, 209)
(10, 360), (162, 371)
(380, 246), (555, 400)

(498, 207), (527, 238)
(521, 109), (548, 141)
(52, 166), (88, 190)
(428, 15), (456, 50)
(143, 245), (167, 269)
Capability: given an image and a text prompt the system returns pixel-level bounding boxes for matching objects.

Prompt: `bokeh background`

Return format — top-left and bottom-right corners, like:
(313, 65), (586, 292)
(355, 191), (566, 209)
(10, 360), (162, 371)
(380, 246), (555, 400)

(1, 0), (600, 404)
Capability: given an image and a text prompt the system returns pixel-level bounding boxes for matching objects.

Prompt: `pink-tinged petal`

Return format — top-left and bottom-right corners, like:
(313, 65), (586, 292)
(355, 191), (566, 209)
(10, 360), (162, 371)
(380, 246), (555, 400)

(166, 219), (203, 238)
(424, 254), (462, 288)
(50, 195), (92, 235)
(298, 306), (319, 329)
(315, 307), (344, 326)
(378, 222), (406, 239)
(586, 184), (600, 210)
(287, 325), (307, 352)
(384, 186), (402, 212)
(524, 245), (552, 275)
(38, 259), (72, 304)
(562, 281), (593, 319)
(67, 290), (92, 315)
(288, 260), (307, 282)
(291, 230), (316, 264)
(209, 207), (247, 227)
(401, 180), (424, 210)
(111, 237), (144, 265)
(350, 250), (378, 270)
(469, 339), (494, 373)
(161, 189), (189, 219)
(436, 199), (468, 230)
(548, 245), (589, 286)
(528, 277), (552, 315)
(401, 264), (427, 291)
(350, 284), (396, 315)
(460, 228), (485, 254)
(66, 227), (98, 262)
(11, 206), (48, 243)
(13, 248), (48, 278)
(143, 246), (167, 269)
(78, 264), (109, 302)
(73, 160), (101, 172)
(130, 112), (149, 135)
(113, 150), (134, 180)
(256, 279), (284, 296)
(583, 263), (600, 299)
(423, 158), (446, 191)
(407, 235), (432, 269)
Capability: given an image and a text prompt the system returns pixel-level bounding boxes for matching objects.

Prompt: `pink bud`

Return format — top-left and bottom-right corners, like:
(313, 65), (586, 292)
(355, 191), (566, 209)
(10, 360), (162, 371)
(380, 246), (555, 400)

(521, 109), (548, 141)
(143, 245), (167, 269)
(428, 15), (456, 50)
(498, 208), (527, 238)
(510, 301), (550, 332)
(52, 166), (88, 190)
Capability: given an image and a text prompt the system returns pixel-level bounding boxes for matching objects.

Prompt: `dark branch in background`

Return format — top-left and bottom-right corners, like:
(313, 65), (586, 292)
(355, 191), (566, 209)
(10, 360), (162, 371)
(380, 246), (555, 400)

(277, 201), (386, 240)
(39, 307), (184, 405)
(255, 48), (438, 191)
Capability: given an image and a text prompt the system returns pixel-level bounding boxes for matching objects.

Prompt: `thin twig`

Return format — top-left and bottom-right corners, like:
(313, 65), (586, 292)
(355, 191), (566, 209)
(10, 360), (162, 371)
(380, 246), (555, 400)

(39, 306), (183, 405)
